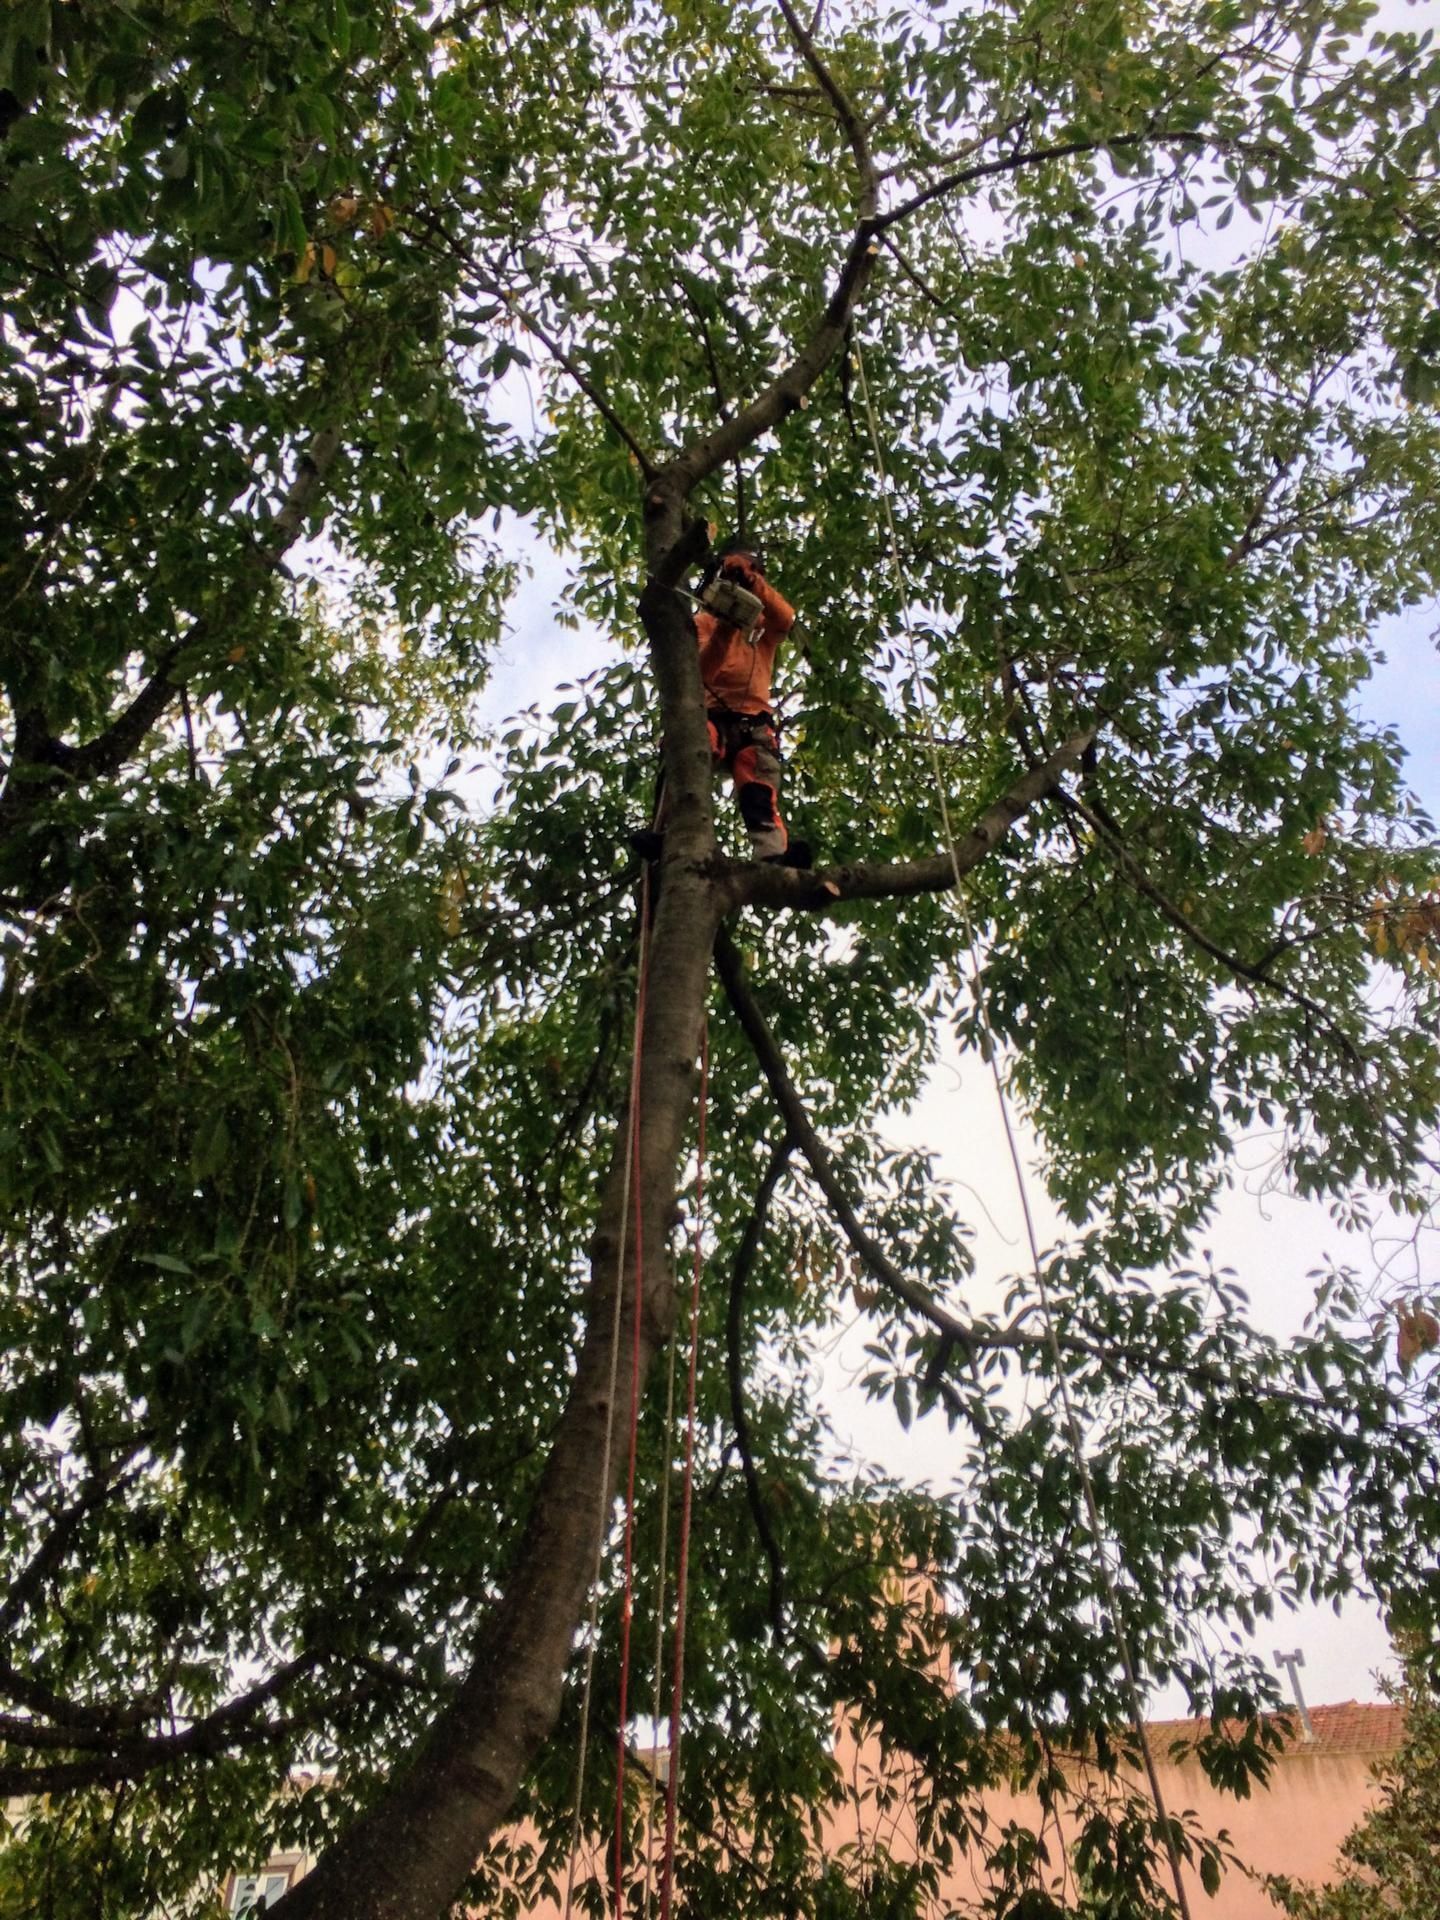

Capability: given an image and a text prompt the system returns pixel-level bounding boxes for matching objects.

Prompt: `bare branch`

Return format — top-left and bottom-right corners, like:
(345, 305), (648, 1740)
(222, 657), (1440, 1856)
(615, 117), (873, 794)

(501, 301), (658, 480)
(876, 115), (1028, 185)
(725, 731), (1093, 913)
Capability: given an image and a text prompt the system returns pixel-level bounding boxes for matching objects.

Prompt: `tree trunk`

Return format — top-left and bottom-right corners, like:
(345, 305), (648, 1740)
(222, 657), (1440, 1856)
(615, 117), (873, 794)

(274, 495), (721, 1920)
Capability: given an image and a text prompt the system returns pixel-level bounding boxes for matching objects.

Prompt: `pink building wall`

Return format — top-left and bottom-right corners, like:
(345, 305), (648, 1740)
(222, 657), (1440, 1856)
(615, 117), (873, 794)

(827, 1699), (1402, 1920)
(229, 1701), (1400, 1916)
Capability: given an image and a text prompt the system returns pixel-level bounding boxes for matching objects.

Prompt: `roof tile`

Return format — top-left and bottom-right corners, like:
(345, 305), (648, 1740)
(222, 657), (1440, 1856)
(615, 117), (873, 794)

(1142, 1700), (1404, 1759)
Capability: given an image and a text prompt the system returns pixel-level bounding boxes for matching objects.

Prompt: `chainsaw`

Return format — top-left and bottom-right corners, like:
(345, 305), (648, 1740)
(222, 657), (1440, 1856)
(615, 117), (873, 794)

(696, 571), (763, 635)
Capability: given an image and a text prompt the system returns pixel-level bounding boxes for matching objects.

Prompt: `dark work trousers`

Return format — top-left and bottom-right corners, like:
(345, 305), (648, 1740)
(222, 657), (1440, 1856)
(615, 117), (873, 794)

(706, 707), (787, 859)
(647, 708), (788, 860)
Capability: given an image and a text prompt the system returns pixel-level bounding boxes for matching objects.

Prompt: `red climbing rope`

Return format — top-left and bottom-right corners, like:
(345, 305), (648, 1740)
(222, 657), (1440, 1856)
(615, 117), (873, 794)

(659, 1016), (709, 1920)
(612, 872), (654, 1920)
(601, 877), (709, 1920)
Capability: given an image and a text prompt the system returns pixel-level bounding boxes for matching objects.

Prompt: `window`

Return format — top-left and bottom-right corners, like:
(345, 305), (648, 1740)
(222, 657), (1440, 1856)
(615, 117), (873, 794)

(227, 1866), (295, 1913)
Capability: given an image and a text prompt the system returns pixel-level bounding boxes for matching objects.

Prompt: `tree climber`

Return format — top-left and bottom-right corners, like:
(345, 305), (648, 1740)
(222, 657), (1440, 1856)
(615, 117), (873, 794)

(635, 540), (812, 868)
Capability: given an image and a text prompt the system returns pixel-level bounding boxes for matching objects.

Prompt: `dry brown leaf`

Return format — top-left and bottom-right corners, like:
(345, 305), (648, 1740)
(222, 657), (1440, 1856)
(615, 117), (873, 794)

(1396, 1303), (1439, 1374)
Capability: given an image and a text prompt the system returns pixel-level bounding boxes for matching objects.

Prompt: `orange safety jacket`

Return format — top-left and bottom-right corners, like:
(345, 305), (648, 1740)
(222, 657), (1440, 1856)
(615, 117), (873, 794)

(695, 578), (796, 717)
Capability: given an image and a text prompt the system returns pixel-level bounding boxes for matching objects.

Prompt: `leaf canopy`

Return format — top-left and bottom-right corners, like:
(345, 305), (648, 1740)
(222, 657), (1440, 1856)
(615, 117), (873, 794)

(2, 1), (1439, 1916)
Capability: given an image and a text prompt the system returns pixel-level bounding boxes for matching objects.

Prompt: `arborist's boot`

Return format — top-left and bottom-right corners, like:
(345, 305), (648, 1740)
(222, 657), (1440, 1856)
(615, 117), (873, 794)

(764, 838), (813, 870)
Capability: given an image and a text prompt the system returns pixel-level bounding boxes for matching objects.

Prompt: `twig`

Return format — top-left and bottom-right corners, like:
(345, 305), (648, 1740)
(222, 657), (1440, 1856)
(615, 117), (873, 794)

(407, 207), (656, 478)
(1058, 785), (1361, 1063)
(877, 127), (1213, 233)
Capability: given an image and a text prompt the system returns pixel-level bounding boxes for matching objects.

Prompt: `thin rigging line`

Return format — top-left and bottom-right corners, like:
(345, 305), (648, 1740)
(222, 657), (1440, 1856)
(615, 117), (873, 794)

(641, 1324), (681, 1920)
(854, 340), (1195, 1920)
(659, 1017), (710, 1920)
(613, 877), (656, 1920)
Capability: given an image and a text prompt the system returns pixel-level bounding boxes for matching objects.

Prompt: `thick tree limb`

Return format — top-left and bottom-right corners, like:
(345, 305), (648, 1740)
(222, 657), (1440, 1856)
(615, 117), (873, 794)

(725, 731), (1093, 913)
(0, 1651), (319, 1756)
(725, 1133), (797, 1635)
(1, 427), (340, 832)
(775, 0), (877, 214)
(658, 8), (881, 499)
(0, 1711), (304, 1798)
(708, 965), (1370, 1432)
(0, 1757), (140, 1796)
(0, 1463), (142, 1643)
(714, 927), (999, 1354)
(0, 1660), (155, 1735)
(0, 1648), (438, 1799)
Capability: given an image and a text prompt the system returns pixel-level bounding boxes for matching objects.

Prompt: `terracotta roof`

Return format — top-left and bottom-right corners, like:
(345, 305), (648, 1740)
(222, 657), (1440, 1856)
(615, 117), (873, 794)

(1143, 1700), (1405, 1759)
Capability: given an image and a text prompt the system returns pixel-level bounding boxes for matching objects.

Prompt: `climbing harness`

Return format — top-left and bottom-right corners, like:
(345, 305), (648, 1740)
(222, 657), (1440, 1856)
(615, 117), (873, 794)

(853, 339), (1196, 1920)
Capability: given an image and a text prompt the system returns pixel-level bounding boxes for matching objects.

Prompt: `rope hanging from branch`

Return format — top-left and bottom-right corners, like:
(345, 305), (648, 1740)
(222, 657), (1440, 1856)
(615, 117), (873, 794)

(611, 906), (653, 1920)
(659, 1017), (708, 1920)
(560, 863), (712, 1920)
(561, 871), (654, 1920)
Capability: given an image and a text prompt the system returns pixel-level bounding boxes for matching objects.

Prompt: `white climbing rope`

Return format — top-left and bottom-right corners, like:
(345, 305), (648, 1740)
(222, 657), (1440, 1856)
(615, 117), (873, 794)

(853, 338), (1196, 1920)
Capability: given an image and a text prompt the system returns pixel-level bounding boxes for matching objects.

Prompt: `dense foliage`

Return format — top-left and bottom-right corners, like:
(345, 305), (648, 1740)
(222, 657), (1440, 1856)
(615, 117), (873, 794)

(2, 1), (1439, 1916)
